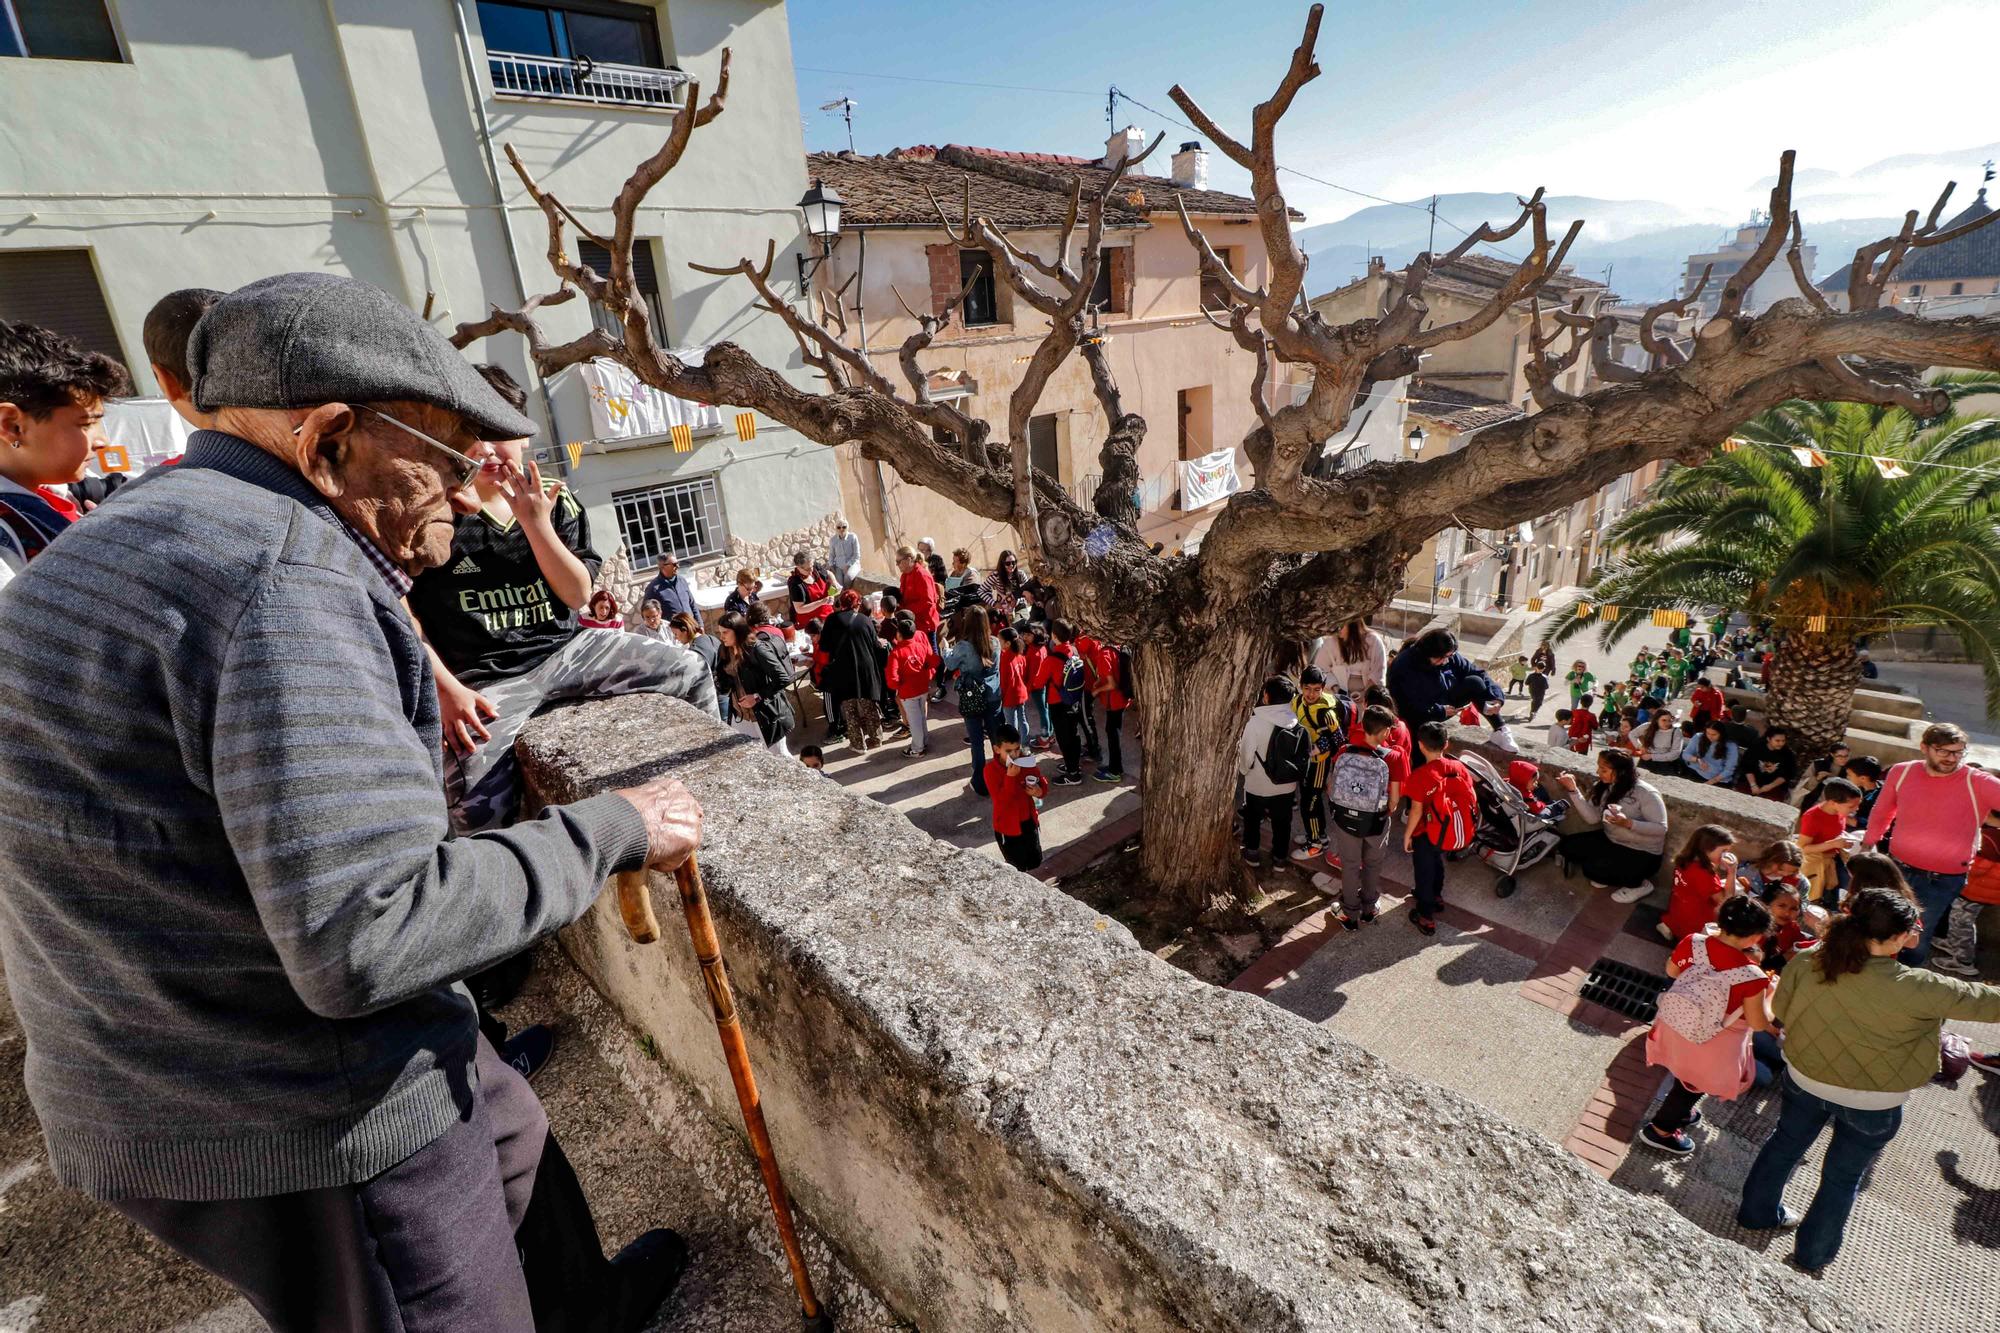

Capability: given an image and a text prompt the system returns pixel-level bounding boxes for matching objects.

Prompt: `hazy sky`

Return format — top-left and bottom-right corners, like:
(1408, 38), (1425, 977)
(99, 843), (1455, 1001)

(788, 0), (2000, 224)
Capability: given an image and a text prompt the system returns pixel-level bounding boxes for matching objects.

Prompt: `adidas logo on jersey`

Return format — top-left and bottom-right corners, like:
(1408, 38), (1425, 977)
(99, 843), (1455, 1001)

(451, 555), (480, 575)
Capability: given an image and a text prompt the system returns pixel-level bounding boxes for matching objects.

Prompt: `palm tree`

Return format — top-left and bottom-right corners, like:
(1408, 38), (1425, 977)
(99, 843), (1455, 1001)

(1547, 389), (2000, 757)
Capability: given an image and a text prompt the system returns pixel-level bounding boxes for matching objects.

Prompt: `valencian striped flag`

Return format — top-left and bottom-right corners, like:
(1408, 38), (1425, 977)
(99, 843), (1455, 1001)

(670, 423), (694, 452)
(1602, 604), (1620, 621)
(564, 441), (583, 470)
(1803, 613), (1829, 633)
(1527, 597), (1544, 612)
(1721, 438), (1746, 453)
(1871, 455), (1910, 479)
(735, 411), (757, 441)
(1651, 608), (1688, 628)
(1577, 602), (1593, 618)
(1790, 445), (1829, 468)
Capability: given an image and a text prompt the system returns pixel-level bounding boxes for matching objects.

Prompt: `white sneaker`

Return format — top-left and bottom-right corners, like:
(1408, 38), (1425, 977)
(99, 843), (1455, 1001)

(1611, 883), (1653, 904)
(1489, 725), (1521, 754)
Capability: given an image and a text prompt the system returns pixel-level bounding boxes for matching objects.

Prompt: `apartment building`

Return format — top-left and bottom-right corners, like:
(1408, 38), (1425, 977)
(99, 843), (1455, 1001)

(0, 0), (837, 581)
(801, 131), (1302, 571)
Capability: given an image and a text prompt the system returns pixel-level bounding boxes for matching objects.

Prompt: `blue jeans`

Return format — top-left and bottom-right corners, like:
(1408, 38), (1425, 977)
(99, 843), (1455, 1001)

(1003, 704), (1030, 743)
(1737, 1072), (1903, 1271)
(1895, 863), (1967, 965)
(964, 707), (1002, 796)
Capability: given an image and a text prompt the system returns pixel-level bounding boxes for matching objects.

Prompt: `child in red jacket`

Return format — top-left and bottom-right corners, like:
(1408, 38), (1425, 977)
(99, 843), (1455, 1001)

(1090, 640), (1128, 783)
(984, 722), (1048, 871)
(1021, 628), (1053, 750)
(1567, 693), (1598, 754)
(998, 627), (1033, 740)
(883, 618), (940, 758)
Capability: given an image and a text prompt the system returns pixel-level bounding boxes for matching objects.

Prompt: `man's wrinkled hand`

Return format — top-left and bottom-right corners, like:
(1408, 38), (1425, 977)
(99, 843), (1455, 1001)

(614, 774), (703, 871)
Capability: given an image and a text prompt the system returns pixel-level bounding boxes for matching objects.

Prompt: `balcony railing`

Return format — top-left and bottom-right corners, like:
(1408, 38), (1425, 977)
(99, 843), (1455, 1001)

(488, 50), (690, 109)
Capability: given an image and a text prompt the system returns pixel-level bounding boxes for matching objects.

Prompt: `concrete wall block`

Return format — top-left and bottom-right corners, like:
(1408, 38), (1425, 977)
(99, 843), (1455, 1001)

(518, 694), (1859, 1333)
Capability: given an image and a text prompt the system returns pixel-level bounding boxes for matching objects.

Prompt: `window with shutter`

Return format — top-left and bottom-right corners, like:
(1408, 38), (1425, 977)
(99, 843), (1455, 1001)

(959, 251), (998, 327)
(0, 249), (126, 365)
(1, 1), (123, 61)
(578, 238), (667, 340)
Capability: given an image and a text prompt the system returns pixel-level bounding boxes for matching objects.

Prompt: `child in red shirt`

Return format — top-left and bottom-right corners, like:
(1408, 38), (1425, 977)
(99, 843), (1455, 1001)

(883, 619), (940, 758)
(998, 627), (1032, 737)
(1567, 693), (1598, 754)
(1401, 722), (1475, 937)
(1349, 685), (1411, 757)
(1640, 893), (1775, 1156)
(983, 722), (1048, 871)
(1021, 629), (1052, 750)
(1796, 777), (1862, 904)
(1088, 640), (1129, 782)
(1659, 824), (1739, 943)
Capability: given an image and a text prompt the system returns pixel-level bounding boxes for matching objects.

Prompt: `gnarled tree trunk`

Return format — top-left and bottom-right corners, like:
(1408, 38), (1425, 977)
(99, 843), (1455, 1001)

(1133, 619), (1281, 920)
(1763, 631), (1862, 759)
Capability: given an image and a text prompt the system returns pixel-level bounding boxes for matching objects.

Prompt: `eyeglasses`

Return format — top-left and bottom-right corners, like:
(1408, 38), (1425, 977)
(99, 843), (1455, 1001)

(1929, 745), (1968, 759)
(362, 407), (485, 490)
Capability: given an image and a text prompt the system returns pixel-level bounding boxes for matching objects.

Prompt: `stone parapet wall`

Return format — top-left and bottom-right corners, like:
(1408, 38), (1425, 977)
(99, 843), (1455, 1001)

(520, 695), (1867, 1332)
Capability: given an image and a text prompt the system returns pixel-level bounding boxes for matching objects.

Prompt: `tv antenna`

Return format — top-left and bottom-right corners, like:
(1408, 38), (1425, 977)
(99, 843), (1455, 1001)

(820, 97), (857, 153)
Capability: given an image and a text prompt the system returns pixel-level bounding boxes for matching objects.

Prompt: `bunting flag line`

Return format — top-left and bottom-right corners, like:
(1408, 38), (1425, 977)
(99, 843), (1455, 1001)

(1650, 608), (1688, 628)
(564, 441), (584, 470)
(670, 423), (694, 452)
(734, 411), (757, 441)
(1602, 604), (1620, 621)
(1871, 455), (1910, 479)
(1790, 445), (1829, 468)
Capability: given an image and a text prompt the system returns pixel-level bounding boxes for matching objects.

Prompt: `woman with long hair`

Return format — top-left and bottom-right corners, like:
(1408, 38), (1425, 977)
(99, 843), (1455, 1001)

(726, 607), (796, 756)
(1634, 707), (1682, 774)
(1681, 719), (1740, 786)
(942, 602), (1005, 796)
(1737, 884), (2000, 1273)
(1554, 749), (1668, 900)
(1311, 619), (1387, 696)
(979, 549), (1026, 610)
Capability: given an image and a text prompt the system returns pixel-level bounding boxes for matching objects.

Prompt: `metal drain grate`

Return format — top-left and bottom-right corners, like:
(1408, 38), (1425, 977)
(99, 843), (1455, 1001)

(1577, 958), (1670, 1022)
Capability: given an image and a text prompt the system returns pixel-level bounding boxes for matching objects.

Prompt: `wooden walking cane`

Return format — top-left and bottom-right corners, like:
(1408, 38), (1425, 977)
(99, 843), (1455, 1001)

(615, 863), (831, 1331)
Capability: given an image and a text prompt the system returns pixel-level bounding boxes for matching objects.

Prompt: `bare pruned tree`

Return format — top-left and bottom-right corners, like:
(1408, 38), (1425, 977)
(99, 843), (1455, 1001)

(454, 7), (2000, 918)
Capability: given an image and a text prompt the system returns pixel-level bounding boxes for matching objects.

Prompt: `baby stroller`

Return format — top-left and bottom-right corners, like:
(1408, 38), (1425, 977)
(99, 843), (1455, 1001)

(1455, 751), (1565, 899)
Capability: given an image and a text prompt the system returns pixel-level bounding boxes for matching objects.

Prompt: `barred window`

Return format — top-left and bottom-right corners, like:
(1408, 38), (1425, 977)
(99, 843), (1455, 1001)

(612, 475), (726, 565)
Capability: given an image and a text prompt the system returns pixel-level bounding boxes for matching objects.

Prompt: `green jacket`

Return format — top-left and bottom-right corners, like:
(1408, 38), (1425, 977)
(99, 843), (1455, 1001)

(1774, 953), (2000, 1093)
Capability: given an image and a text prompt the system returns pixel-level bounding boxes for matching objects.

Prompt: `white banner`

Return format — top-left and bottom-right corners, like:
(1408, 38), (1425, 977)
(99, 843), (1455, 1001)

(577, 356), (723, 442)
(101, 397), (195, 470)
(1179, 446), (1242, 511)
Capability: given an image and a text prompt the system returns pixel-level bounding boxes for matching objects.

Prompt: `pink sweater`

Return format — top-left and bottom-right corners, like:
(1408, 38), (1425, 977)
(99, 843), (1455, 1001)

(1863, 761), (2000, 874)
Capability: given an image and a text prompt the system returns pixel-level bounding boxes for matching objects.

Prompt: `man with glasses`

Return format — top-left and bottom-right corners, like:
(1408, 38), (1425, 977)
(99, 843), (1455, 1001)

(827, 513), (860, 586)
(405, 364), (715, 835)
(0, 273), (703, 1331)
(1863, 722), (2000, 967)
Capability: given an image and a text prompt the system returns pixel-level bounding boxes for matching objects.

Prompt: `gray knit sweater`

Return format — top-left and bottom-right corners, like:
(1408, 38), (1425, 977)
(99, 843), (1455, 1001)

(0, 431), (650, 1201)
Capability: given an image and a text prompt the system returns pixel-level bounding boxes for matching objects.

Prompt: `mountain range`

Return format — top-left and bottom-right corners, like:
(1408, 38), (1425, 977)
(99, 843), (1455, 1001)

(1296, 141), (2000, 302)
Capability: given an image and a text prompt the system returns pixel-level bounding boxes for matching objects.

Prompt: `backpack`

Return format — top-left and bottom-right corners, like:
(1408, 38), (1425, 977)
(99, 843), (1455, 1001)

(1425, 760), (1480, 852)
(1653, 938), (1766, 1044)
(1259, 723), (1311, 786)
(1055, 650), (1088, 706)
(1329, 744), (1393, 837)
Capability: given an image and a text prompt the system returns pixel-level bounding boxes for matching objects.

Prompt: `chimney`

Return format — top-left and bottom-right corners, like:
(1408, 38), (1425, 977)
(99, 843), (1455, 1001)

(1171, 140), (1208, 190)
(1103, 125), (1146, 173)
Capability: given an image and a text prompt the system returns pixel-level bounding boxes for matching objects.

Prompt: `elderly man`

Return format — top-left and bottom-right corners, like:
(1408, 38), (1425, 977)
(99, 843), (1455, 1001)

(641, 549), (697, 621)
(0, 273), (700, 1332)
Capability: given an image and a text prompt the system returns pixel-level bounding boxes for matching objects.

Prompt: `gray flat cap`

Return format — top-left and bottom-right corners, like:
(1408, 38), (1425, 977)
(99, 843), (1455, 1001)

(189, 272), (536, 441)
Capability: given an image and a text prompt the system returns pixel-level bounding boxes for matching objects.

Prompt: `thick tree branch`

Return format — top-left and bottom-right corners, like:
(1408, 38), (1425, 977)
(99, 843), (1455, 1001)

(1717, 150), (1795, 319)
(1786, 214), (1832, 315)
(1639, 264), (1709, 368)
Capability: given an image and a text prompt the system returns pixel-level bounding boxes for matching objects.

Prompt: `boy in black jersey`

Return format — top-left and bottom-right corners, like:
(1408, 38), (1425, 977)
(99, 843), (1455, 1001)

(406, 367), (716, 831)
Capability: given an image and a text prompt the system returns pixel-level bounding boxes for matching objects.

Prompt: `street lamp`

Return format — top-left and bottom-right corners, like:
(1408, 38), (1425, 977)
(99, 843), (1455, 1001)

(795, 178), (844, 285)
(1405, 424), (1427, 456)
